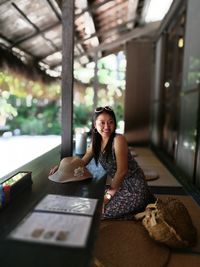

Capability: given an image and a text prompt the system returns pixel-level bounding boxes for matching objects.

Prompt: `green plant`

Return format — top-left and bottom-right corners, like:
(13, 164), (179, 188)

(73, 104), (92, 130)
(0, 92), (17, 126)
(0, 98), (17, 118)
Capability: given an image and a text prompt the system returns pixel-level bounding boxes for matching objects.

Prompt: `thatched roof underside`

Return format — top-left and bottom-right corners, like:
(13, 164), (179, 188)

(0, 0), (160, 82)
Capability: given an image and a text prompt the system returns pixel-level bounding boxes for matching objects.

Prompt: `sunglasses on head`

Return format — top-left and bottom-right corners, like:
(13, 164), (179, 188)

(95, 106), (113, 113)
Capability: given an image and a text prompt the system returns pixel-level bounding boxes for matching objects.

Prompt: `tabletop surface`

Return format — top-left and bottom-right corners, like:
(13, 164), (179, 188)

(0, 163), (107, 267)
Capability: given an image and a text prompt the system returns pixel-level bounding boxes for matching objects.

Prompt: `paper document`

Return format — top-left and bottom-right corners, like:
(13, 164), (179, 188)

(9, 211), (92, 247)
(34, 194), (98, 216)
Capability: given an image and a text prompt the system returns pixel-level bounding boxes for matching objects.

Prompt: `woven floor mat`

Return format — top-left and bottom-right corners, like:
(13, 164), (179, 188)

(167, 252), (200, 267)
(92, 194), (200, 267)
(92, 220), (170, 267)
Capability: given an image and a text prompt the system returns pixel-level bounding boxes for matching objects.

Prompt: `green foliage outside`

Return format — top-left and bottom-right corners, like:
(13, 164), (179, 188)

(8, 100), (61, 135)
(74, 52), (126, 132)
(0, 92), (17, 119)
(0, 52), (126, 135)
(0, 70), (61, 134)
(73, 103), (93, 130)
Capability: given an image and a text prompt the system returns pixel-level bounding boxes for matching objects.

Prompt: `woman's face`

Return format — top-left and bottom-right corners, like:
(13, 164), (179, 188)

(94, 112), (116, 139)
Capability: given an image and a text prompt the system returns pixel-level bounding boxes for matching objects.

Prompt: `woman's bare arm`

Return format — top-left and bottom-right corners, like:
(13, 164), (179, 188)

(81, 144), (93, 165)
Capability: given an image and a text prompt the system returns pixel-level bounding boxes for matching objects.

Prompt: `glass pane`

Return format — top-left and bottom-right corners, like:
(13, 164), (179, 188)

(160, 12), (185, 159)
(153, 36), (165, 101)
(150, 102), (161, 146)
(176, 92), (198, 180)
(182, 0), (200, 91)
(196, 139), (200, 189)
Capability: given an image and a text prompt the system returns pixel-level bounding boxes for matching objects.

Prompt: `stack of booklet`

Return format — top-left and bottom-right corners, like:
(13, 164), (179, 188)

(9, 194), (98, 248)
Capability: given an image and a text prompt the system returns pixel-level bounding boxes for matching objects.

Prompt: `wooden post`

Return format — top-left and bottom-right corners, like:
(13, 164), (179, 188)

(61, 0), (74, 158)
(93, 50), (98, 109)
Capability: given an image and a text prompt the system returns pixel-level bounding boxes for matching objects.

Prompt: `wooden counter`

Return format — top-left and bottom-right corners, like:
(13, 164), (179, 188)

(0, 147), (106, 267)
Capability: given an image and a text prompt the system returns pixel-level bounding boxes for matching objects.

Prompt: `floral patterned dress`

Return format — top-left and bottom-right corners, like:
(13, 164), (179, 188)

(99, 143), (155, 219)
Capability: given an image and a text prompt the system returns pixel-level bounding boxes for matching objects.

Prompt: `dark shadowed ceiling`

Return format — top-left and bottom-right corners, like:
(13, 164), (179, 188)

(0, 0), (163, 79)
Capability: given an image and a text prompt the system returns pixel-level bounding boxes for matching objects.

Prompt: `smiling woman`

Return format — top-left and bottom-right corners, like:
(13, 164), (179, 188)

(80, 106), (156, 219)
(49, 106), (155, 220)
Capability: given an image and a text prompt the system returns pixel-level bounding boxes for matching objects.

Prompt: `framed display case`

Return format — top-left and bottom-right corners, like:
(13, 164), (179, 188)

(0, 171), (32, 208)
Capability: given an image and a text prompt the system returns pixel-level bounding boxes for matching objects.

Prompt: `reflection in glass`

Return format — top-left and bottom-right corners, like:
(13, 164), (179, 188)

(176, 92), (198, 180)
(160, 12), (185, 159)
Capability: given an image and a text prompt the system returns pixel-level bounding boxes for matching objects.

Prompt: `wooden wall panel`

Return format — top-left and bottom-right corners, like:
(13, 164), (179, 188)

(124, 39), (153, 145)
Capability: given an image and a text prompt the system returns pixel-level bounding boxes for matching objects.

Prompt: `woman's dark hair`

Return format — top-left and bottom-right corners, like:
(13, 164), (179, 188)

(91, 107), (117, 165)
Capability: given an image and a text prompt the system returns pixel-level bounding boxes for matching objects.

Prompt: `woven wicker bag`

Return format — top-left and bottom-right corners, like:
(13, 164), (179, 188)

(135, 197), (197, 248)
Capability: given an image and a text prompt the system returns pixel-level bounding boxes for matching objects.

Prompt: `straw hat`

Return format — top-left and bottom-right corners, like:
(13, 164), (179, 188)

(48, 157), (92, 183)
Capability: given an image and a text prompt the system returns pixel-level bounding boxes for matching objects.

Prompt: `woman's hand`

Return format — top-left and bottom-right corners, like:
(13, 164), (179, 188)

(102, 189), (116, 213)
(102, 195), (110, 214)
(49, 165), (59, 175)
